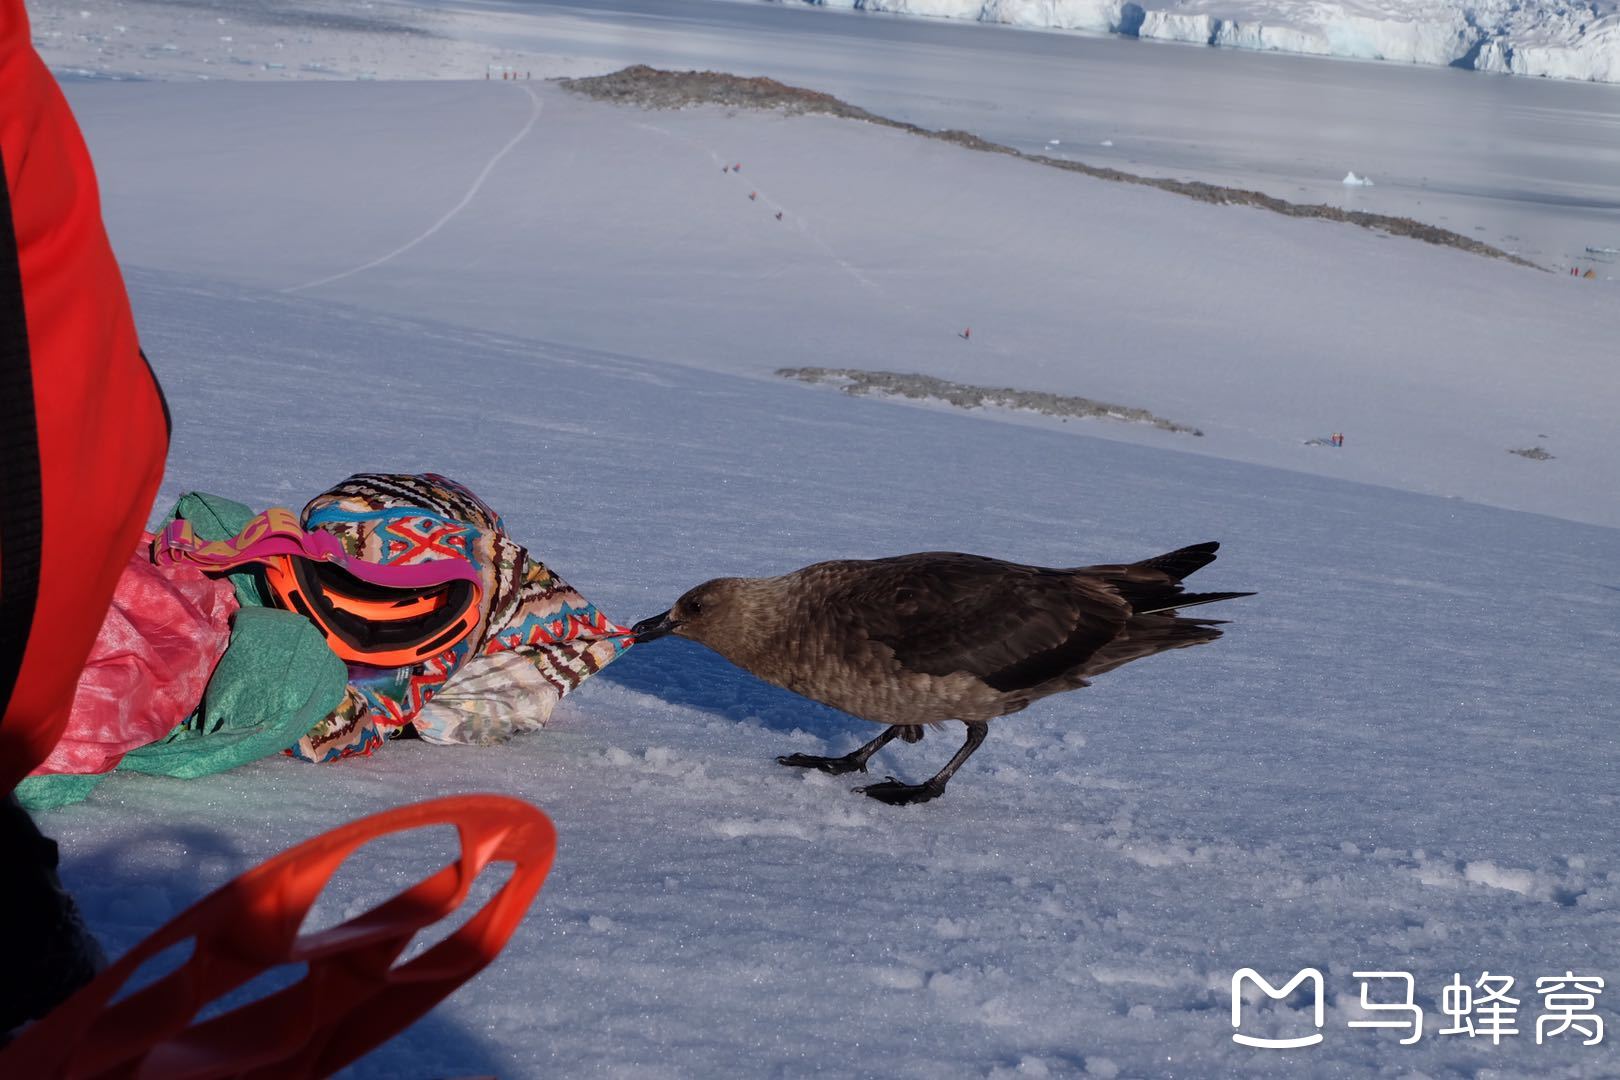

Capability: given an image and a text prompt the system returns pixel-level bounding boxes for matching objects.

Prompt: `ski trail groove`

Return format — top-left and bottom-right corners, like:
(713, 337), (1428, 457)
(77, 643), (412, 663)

(283, 84), (542, 294)
(633, 119), (884, 295)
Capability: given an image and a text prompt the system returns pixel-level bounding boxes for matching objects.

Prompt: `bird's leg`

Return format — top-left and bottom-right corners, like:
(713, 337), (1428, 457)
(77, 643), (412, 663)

(857, 722), (988, 805)
(777, 725), (903, 776)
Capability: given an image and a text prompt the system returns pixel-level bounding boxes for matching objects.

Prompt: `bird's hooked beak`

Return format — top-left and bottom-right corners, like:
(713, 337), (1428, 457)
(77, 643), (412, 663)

(630, 609), (678, 643)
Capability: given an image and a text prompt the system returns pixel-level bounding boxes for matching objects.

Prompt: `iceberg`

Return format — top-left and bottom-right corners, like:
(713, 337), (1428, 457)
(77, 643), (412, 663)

(786, 1), (1620, 84)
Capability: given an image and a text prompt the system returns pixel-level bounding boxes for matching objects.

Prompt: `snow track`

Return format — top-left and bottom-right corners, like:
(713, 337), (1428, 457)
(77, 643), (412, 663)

(283, 84), (542, 294)
(637, 118), (888, 296)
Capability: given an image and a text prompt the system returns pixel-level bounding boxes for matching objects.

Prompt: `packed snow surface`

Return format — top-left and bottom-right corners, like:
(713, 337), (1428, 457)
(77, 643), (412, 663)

(18, 0), (1620, 1076)
(788, 0), (1620, 82)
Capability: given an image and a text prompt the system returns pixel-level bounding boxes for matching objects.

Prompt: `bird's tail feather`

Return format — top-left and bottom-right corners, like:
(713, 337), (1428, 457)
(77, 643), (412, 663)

(1133, 541), (1220, 581)
(1132, 590), (1256, 616)
(1081, 613), (1225, 677)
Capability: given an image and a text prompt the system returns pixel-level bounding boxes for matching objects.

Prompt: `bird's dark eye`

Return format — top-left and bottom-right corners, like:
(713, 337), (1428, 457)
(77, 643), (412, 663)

(688, 599), (704, 615)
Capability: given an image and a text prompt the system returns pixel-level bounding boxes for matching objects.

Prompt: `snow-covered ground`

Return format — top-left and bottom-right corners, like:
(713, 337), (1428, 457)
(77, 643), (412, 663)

(18, 0), (1620, 1075)
(66, 75), (1620, 530)
(24, 0), (521, 81)
(787, 0), (1620, 83)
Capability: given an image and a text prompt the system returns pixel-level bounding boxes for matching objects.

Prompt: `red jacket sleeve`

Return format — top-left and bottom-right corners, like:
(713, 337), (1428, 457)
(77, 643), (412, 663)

(0, 0), (170, 794)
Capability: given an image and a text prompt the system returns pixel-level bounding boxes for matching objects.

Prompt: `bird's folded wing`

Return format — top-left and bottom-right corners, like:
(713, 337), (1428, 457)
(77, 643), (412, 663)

(823, 554), (1131, 688)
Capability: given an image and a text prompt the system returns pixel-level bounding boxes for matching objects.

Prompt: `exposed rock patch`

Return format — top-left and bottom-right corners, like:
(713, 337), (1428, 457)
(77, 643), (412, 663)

(778, 367), (1203, 436)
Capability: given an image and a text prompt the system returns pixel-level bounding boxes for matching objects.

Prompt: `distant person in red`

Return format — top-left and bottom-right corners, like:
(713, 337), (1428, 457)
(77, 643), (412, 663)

(1, 0), (170, 1032)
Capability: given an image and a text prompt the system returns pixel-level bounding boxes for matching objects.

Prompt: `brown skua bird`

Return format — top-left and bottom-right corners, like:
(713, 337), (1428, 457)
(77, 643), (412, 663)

(630, 542), (1251, 805)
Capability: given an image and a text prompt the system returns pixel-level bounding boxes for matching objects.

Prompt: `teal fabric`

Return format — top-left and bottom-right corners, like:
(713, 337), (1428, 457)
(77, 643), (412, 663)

(13, 774), (102, 813)
(18, 610), (346, 810)
(119, 608), (348, 780)
(158, 491), (274, 608)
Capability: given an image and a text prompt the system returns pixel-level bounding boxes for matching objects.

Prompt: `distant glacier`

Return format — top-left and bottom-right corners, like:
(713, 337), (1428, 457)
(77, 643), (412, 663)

(778, 1), (1620, 83)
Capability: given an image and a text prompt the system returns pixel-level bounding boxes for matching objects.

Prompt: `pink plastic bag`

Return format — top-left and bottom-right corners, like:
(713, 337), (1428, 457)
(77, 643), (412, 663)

(29, 534), (237, 777)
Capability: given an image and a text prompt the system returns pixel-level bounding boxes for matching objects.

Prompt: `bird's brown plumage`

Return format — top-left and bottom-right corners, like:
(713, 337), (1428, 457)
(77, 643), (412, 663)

(633, 542), (1251, 802)
(653, 543), (1246, 724)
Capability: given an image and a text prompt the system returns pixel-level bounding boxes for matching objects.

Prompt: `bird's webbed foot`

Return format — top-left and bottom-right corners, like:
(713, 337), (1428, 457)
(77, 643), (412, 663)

(776, 750), (869, 776)
(855, 776), (947, 805)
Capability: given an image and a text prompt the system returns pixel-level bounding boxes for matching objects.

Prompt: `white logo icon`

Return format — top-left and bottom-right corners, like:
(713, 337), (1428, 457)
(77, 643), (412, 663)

(1232, 967), (1325, 1048)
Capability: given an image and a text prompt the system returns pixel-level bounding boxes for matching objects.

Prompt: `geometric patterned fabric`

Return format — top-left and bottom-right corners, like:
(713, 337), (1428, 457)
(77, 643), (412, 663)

(290, 473), (632, 761)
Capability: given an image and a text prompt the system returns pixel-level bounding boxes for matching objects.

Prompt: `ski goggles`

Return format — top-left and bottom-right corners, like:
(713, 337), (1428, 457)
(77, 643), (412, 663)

(153, 509), (485, 667)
